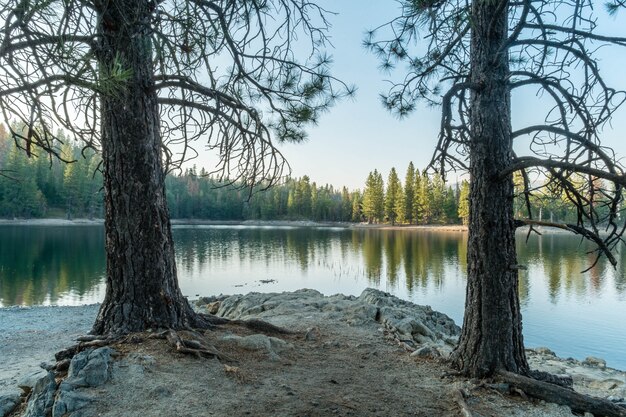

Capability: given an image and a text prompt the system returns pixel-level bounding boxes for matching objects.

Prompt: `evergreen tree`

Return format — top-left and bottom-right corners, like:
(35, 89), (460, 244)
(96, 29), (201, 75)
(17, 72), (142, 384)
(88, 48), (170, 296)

(458, 180), (470, 225)
(404, 162), (415, 224)
(362, 170), (385, 223)
(417, 171), (433, 224)
(385, 167), (403, 225)
(443, 186), (458, 224)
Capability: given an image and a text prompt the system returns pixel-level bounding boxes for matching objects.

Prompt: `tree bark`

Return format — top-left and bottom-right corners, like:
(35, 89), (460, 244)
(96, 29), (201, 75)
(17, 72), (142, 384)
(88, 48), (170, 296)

(450, 0), (529, 377)
(92, 0), (202, 335)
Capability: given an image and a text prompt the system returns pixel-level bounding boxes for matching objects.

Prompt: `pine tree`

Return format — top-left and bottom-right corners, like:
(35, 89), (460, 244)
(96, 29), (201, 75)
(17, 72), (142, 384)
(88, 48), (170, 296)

(385, 167), (403, 225)
(362, 170), (385, 223)
(404, 162), (415, 224)
(458, 180), (470, 226)
(417, 171), (433, 224)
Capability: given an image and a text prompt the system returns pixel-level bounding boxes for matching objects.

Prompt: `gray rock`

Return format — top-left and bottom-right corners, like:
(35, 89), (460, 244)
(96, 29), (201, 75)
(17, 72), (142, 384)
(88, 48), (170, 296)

(64, 347), (115, 389)
(23, 371), (57, 417)
(220, 334), (293, 361)
(583, 356), (607, 369)
(17, 368), (48, 394)
(588, 379), (623, 391)
(0, 392), (21, 417)
(410, 346), (440, 358)
(534, 347), (556, 356)
(52, 390), (95, 417)
(305, 327), (322, 341)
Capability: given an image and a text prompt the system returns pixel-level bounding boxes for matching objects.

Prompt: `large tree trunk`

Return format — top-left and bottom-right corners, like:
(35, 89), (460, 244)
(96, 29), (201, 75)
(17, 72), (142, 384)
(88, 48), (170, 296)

(92, 0), (201, 335)
(450, 0), (529, 377)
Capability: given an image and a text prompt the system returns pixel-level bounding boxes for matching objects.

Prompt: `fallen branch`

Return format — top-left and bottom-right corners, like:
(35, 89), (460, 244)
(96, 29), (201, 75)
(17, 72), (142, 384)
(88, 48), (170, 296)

(498, 370), (626, 417)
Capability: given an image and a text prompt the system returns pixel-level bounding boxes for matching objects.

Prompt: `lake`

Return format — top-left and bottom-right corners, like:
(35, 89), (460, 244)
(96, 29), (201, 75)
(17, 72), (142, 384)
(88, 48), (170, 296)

(0, 224), (625, 369)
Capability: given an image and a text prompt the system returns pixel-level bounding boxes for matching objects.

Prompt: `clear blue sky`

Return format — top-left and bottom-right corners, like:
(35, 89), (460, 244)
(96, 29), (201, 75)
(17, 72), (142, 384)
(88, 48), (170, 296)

(279, 1), (443, 190)
(283, 1), (626, 190)
(201, 1), (626, 191)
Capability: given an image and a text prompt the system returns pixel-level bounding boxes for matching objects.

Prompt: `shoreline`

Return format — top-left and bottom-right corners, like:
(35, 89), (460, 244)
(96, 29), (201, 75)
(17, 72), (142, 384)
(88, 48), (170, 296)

(0, 217), (593, 234)
(0, 217), (467, 231)
(1, 290), (624, 417)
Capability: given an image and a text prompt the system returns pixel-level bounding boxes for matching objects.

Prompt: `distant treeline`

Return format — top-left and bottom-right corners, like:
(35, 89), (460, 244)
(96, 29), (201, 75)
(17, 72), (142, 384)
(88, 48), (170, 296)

(0, 124), (592, 224)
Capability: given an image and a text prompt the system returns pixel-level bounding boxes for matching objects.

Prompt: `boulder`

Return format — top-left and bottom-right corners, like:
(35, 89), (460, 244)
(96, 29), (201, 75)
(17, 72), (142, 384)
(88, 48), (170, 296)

(17, 368), (48, 394)
(23, 371), (57, 417)
(583, 356), (607, 369)
(0, 392), (21, 417)
(63, 347), (115, 389)
(220, 334), (293, 361)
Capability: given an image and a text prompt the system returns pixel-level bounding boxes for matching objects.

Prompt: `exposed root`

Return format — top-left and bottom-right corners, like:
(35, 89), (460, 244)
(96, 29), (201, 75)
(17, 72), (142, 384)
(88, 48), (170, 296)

(498, 370), (626, 417)
(527, 369), (573, 388)
(198, 313), (294, 335)
(55, 335), (121, 361)
(150, 329), (237, 363)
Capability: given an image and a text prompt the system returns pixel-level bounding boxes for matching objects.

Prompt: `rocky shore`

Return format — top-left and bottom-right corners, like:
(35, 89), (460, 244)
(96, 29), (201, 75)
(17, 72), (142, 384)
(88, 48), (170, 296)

(1, 289), (625, 416)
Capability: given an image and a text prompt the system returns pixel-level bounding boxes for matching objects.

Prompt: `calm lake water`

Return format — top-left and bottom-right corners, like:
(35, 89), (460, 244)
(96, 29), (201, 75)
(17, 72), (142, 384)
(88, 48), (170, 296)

(1, 224), (625, 369)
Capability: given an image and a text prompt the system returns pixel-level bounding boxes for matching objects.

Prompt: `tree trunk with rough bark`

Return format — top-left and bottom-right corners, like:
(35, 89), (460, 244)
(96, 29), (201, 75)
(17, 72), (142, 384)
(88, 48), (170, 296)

(450, 0), (529, 377)
(92, 0), (202, 335)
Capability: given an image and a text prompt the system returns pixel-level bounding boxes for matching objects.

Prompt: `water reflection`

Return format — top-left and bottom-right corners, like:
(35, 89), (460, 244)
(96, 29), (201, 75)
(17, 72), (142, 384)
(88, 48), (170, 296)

(0, 226), (106, 306)
(2, 226), (624, 306)
(1, 225), (625, 368)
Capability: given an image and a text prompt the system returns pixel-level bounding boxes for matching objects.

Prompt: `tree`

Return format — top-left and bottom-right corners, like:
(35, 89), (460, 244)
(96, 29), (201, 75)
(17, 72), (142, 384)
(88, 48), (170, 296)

(362, 170), (385, 223)
(404, 162), (416, 224)
(385, 167), (403, 225)
(0, 0), (349, 334)
(368, 0), (626, 378)
(416, 171), (432, 224)
(458, 180), (470, 226)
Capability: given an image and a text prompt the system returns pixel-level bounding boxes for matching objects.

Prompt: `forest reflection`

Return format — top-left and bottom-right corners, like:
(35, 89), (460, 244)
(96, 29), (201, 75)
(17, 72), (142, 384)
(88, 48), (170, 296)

(1, 225), (624, 307)
(0, 226), (106, 306)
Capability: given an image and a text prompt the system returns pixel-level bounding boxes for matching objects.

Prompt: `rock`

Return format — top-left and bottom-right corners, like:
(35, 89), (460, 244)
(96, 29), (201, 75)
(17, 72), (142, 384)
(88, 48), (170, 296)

(534, 347), (556, 356)
(63, 347), (115, 389)
(588, 379), (623, 391)
(23, 371), (57, 417)
(410, 346), (440, 358)
(206, 301), (221, 314)
(17, 368), (48, 394)
(52, 390), (95, 417)
(0, 392), (21, 417)
(220, 334), (293, 361)
(55, 358), (71, 372)
(607, 395), (624, 402)
(305, 327), (322, 341)
(583, 356), (607, 369)
(195, 296), (218, 306)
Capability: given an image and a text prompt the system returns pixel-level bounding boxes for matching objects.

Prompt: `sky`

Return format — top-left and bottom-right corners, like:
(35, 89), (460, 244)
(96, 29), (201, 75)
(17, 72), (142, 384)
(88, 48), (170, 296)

(278, 1), (442, 190)
(280, 1), (626, 190)
(193, 1), (626, 191)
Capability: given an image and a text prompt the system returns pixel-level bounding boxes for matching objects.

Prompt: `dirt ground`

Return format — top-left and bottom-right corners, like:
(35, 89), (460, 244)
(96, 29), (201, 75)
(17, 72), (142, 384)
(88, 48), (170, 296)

(56, 315), (572, 416)
(3, 289), (619, 417)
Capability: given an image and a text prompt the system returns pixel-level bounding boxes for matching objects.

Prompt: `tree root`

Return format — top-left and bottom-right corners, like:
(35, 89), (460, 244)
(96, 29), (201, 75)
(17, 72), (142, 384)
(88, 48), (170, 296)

(55, 314), (289, 365)
(199, 313), (294, 335)
(497, 370), (626, 417)
(150, 329), (237, 363)
(55, 336), (121, 361)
